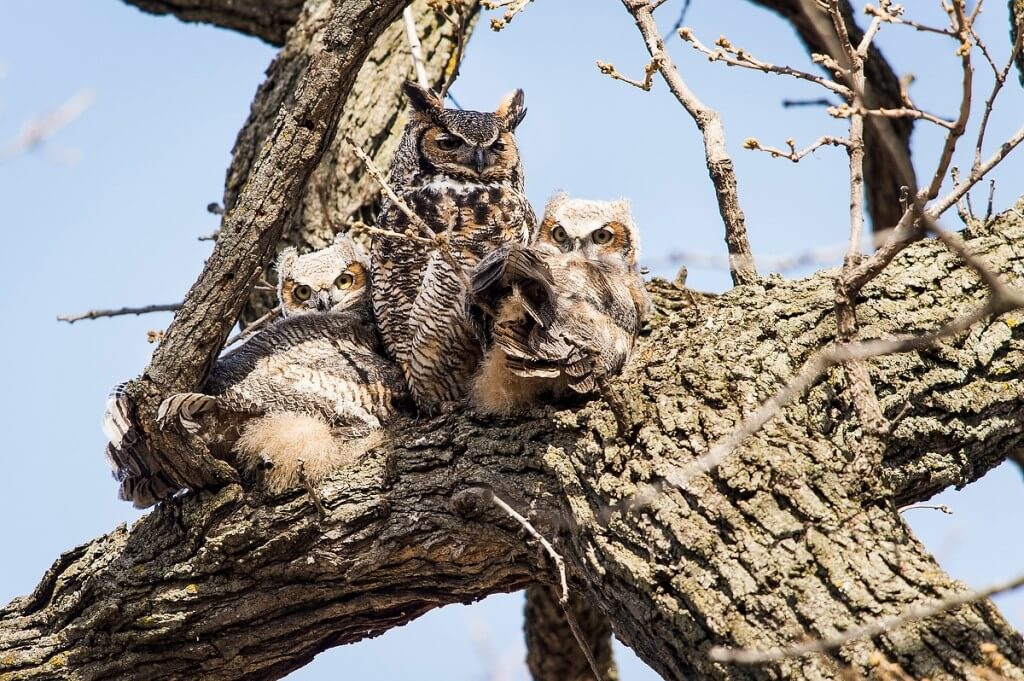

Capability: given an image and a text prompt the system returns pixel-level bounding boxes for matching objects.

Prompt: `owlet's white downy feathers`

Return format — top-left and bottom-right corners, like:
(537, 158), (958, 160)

(469, 194), (651, 414)
(157, 234), (407, 493)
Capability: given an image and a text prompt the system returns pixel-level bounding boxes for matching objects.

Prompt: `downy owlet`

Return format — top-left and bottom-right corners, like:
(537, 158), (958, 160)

(469, 194), (651, 414)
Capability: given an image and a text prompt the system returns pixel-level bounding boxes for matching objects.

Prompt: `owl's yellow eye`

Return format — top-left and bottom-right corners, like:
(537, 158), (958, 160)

(591, 228), (615, 245)
(335, 273), (355, 289)
(293, 284), (312, 302)
(436, 135), (461, 151)
(551, 225), (568, 243)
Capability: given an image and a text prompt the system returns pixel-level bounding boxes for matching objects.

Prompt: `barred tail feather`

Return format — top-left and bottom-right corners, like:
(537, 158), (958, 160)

(158, 392), (218, 433)
(234, 413), (381, 494)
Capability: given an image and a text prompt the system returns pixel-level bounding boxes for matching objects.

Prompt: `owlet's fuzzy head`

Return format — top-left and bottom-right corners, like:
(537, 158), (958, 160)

(402, 81), (528, 184)
(275, 233), (369, 318)
(534, 194), (641, 268)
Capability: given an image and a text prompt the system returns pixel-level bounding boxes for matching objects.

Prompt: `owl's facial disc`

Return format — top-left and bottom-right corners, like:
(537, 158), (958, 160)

(422, 127), (517, 181)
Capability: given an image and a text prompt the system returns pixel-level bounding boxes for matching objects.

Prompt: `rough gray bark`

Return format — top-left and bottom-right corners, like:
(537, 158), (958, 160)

(525, 585), (620, 681)
(226, 0), (481, 324)
(745, 0), (914, 233)
(120, 0), (303, 45)
(4, 204), (1024, 680)
(113, 0), (416, 505)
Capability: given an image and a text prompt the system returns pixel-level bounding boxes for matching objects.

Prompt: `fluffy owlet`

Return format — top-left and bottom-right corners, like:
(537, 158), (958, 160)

(469, 195), (652, 414)
(276, 233), (369, 317)
(370, 82), (536, 411)
(108, 235), (406, 499)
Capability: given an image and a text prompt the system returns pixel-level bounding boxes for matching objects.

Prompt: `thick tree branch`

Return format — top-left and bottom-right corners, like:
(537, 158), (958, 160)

(745, 0), (914, 232)
(119, 0), (304, 45)
(6, 207), (1024, 680)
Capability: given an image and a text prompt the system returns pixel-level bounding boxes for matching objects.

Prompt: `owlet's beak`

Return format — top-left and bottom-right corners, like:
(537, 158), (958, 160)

(473, 147), (486, 174)
(315, 291), (333, 312)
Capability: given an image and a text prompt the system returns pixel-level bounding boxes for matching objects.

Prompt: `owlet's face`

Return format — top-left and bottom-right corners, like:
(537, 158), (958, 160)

(535, 195), (640, 268)
(275, 236), (369, 318)
(404, 81), (527, 183)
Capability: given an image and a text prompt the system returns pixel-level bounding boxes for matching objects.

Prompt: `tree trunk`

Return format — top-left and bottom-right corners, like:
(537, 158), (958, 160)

(5, 204), (1024, 680)
(745, 0), (914, 233)
(525, 585), (620, 681)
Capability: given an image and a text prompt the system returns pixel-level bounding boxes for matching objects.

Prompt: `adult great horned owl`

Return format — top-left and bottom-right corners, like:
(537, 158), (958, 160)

(469, 195), (652, 414)
(371, 82), (535, 411)
(277, 233), (369, 317)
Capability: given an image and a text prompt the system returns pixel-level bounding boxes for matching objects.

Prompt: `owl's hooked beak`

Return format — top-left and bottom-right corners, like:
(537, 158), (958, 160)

(315, 291), (333, 312)
(473, 146), (486, 174)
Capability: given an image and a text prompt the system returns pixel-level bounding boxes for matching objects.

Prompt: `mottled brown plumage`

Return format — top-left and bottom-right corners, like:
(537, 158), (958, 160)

(470, 195), (651, 414)
(107, 236), (407, 497)
(370, 82), (535, 411)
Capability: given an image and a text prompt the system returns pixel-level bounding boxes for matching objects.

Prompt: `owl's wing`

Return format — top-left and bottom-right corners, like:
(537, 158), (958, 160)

(102, 382), (182, 508)
(467, 243), (557, 339)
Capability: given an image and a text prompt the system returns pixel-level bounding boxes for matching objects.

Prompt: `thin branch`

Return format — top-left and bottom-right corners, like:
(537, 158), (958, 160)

(899, 504), (953, 514)
(472, 488), (605, 681)
(596, 58), (660, 91)
(972, 18), (1024, 174)
(223, 305), (281, 349)
(709, 571), (1024, 664)
(617, 0), (758, 286)
(482, 0), (532, 30)
(828, 103), (956, 130)
(864, 3), (956, 37)
(743, 135), (849, 162)
(403, 7), (429, 89)
(0, 89), (95, 160)
(57, 303), (181, 324)
(678, 29), (852, 97)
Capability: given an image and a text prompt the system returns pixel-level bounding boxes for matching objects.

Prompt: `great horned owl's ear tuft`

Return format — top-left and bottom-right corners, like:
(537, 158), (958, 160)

(275, 247), (298, 279)
(495, 89), (527, 131)
(403, 80), (444, 116)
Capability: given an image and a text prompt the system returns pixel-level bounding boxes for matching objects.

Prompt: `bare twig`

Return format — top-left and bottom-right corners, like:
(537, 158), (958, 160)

(972, 19), (1024, 174)
(471, 488), (605, 681)
(0, 89), (95, 160)
(57, 303), (181, 324)
(679, 29), (852, 97)
(223, 306), (281, 349)
(899, 504), (953, 515)
(709, 571), (1024, 663)
(616, 0), (757, 286)
(482, 0), (532, 30)
(743, 135), (849, 162)
(403, 7), (429, 89)
(297, 460), (328, 519)
(828, 103), (956, 130)
(596, 59), (660, 92)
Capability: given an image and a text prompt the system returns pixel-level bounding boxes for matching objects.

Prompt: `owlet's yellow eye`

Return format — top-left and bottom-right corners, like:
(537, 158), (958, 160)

(293, 284), (312, 302)
(335, 273), (355, 290)
(591, 227), (614, 245)
(551, 225), (568, 243)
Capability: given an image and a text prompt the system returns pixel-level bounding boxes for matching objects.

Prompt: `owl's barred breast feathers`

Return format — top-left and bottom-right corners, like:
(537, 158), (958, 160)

(370, 81), (537, 410)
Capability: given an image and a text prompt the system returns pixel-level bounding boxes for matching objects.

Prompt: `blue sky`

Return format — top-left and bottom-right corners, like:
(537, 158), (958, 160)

(1, 1), (1022, 679)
